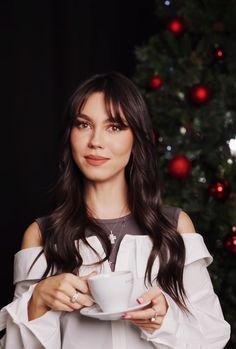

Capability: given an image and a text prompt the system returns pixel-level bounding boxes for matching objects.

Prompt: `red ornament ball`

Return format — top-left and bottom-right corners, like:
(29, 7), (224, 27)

(216, 49), (224, 58)
(150, 75), (163, 89)
(189, 84), (212, 105)
(167, 18), (184, 35)
(209, 179), (231, 201)
(225, 227), (236, 253)
(168, 155), (191, 179)
(213, 46), (225, 63)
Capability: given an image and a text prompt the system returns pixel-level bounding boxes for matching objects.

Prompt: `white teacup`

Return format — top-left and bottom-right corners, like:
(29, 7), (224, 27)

(88, 271), (133, 313)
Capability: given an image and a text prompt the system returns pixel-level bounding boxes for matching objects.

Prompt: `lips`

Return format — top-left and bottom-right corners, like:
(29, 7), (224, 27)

(84, 155), (110, 166)
(85, 155), (109, 160)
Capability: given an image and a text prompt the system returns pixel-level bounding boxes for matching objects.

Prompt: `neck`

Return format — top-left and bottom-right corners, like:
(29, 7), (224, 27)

(84, 178), (130, 219)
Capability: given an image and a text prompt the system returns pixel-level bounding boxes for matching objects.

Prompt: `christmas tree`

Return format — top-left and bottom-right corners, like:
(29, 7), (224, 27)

(134, 1), (236, 347)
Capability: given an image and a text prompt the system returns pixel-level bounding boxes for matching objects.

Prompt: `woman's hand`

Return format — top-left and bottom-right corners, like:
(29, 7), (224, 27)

(122, 286), (168, 333)
(28, 272), (95, 320)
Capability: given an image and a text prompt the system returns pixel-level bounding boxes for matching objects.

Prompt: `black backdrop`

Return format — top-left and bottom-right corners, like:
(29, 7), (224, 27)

(1, 1), (155, 309)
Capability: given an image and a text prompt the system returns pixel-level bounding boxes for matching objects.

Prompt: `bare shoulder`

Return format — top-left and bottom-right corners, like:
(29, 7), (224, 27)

(177, 210), (196, 234)
(21, 221), (42, 249)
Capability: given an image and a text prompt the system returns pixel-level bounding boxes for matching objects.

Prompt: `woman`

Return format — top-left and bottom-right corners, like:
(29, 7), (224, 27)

(0, 72), (230, 348)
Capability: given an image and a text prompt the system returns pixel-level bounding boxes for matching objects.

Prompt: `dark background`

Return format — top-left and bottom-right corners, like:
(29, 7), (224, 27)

(1, 1), (155, 308)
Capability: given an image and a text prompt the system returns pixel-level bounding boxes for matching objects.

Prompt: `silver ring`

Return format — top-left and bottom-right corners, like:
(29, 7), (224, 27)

(150, 307), (158, 323)
(70, 292), (79, 303)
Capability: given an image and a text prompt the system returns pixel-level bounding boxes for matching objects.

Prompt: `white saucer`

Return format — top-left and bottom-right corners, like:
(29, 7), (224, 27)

(80, 301), (150, 321)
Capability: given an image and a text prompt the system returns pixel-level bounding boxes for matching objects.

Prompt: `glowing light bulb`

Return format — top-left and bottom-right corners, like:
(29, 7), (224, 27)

(228, 137), (236, 156)
(180, 127), (186, 135)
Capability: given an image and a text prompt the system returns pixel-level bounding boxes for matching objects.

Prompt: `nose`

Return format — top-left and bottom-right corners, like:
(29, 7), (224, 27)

(88, 128), (104, 149)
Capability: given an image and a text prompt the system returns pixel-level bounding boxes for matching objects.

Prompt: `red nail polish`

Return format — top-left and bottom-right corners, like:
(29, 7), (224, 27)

(136, 297), (143, 304)
(122, 313), (131, 319)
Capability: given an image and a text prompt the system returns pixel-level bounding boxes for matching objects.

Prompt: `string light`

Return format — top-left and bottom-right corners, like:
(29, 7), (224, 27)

(164, 0), (171, 5)
(228, 137), (236, 156)
(177, 91), (185, 100)
(180, 127), (187, 135)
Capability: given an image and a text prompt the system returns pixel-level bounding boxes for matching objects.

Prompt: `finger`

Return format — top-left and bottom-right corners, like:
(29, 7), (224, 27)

(152, 294), (169, 316)
(130, 320), (161, 333)
(54, 273), (88, 295)
(49, 298), (78, 312)
(129, 319), (151, 324)
(56, 282), (78, 299)
(56, 274), (95, 304)
(46, 293), (75, 311)
(49, 291), (78, 310)
(80, 271), (97, 281)
(137, 295), (168, 317)
(52, 288), (93, 309)
(70, 292), (94, 307)
(132, 323), (161, 330)
(139, 325), (160, 333)
(123, 308), (156, 320)
(137, 323), (161, 330)
(153, 303), (166, 316)
(136, 286), (162, 305)
(132, 316), (163, 325)
(130, 320), (161, 329)
(63, 274), (90, 294)
(54, 283), (89, 308)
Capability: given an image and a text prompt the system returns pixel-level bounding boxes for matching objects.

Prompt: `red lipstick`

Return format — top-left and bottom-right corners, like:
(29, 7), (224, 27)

(85, 155), (110, 166)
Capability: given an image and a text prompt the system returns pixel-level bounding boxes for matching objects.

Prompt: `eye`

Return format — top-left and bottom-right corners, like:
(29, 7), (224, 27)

(107, 123), (128, 132)
(108, 124), (122, 132)
(79, 122), (89, 129)
(75, 120), (91, 129)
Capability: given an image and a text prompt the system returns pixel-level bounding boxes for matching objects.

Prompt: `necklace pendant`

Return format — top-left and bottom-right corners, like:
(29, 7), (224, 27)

(109, 231), (117, 244)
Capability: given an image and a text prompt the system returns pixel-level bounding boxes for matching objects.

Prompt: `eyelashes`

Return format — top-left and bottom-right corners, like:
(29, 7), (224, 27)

(74, 119), (129, 133)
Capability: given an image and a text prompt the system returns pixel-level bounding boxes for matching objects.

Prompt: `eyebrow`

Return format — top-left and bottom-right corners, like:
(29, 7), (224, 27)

(76, 113), (119, 123)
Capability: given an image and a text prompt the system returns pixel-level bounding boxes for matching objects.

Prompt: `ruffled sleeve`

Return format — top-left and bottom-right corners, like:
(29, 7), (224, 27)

(141, 233), (230, 349)
(0, 247), (61, 349)
(182, 233), (213, 266)
(13, 247), (46, 284)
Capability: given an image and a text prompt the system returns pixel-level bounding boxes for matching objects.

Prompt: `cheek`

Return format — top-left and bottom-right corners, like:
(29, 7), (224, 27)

(70, 133), (84, 167)
(70, 129), (77, 149)
(110, 134), (133, 157)
(70, 129), (85, 152)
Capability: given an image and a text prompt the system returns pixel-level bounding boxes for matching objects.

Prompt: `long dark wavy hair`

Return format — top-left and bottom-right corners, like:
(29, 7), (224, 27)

(36, 72), (187, 310)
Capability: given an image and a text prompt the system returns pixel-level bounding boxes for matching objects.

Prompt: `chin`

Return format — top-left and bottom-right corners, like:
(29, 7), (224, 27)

(82, 168), (126, 183)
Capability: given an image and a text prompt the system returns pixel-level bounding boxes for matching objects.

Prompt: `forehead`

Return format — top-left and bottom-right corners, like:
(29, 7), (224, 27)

(78, 92), (127, 123)
(80, 92), (106, 114)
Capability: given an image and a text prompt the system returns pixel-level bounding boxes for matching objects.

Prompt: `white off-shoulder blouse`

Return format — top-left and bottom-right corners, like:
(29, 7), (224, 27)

(0, 233), (230, 349)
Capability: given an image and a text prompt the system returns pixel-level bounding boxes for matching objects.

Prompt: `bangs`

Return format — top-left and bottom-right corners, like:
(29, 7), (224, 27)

(72, 81), (129, 127)
(103, 90), (128, 126)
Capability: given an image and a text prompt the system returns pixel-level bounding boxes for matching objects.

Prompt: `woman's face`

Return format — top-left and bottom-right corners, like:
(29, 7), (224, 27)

(70, 92), (134, 183)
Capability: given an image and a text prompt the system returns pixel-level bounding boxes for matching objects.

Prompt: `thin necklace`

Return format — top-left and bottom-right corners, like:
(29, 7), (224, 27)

(107, 219), (127, 270)
(105, 204), (129, 244)
(89, 204), (129, 244)
(108, 216), (127, 245)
